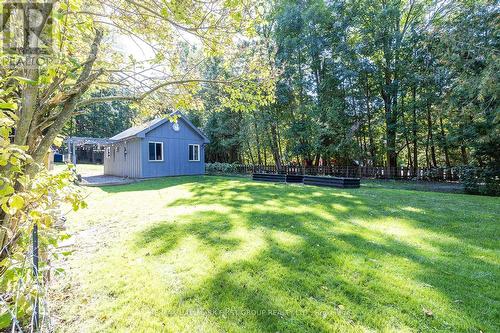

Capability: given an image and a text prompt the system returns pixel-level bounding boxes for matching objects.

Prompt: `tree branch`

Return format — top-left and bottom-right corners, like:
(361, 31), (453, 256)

(30, 30), (104, 164)
(1, 5), (11, 32)
(75, 78), (231, 109)
(13, 3), (54, 146)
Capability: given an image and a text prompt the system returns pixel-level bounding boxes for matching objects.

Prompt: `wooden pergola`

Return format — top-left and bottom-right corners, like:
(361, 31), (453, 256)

(66, 137), (113, 164)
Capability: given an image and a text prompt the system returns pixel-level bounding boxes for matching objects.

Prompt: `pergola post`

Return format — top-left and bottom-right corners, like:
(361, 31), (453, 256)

(65, 137), (112, 166)
(72, 141), (77, 164)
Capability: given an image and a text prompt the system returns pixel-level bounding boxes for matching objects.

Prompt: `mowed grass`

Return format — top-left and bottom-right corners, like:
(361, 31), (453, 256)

(53, 162), (104, 176)
(50, 176), (500, 332)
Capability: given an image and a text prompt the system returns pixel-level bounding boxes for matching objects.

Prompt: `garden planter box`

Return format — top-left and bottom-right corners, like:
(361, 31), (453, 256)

(252, 173), (286, 183)
(303, 176), (360, 188)
(285, 174), (304, 183)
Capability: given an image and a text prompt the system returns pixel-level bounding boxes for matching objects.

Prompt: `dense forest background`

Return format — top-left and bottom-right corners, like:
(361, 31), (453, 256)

(65, 90), (138, 138)
(70, 0), (498, 175)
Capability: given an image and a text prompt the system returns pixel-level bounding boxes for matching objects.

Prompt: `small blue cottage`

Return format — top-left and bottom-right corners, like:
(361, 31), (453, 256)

(104, 111), (209, 178)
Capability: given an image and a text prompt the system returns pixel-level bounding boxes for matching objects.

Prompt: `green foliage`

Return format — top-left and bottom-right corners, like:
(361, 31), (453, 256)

(205, 162), (244, 175)
(66, 89), (138, 138)
(204, 110), (246, 163)
(435, 1), (499, 182)
(460, 166), (500, 196)
(196, 0), (498, 189)
(0, 80), (86, 329)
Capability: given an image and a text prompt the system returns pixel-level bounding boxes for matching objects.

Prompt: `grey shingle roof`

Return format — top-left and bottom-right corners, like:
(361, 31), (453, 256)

(108, 111), (210, 143)
(109, 117), (164, 141)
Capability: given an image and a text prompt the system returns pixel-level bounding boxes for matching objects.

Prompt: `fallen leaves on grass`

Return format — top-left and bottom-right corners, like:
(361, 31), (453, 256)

(423, 308), (434, 317)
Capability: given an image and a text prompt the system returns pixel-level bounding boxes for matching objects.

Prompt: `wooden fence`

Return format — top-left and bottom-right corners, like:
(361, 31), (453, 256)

(206, 164), (461, 181)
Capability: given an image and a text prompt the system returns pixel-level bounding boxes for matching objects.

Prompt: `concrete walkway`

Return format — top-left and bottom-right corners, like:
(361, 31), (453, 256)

(80, 175), (138, 187)
(70, 164), (139, 186)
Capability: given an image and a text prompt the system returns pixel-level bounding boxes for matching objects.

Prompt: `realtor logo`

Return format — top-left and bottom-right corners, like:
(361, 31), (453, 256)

(1, 1), (54, 54)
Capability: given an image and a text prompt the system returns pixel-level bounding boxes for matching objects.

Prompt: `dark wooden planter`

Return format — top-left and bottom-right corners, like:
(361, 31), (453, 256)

(286, 174), (304, 183)
(252, 173), (360, 188)
(252, 173), (286, 183)
(303, 176), (360, 188)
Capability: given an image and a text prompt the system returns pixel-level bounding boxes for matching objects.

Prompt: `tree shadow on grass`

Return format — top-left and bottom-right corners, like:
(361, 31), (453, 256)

(163, 177), (498, 251)
(132, 178), (499, 332)
(137, 216), (238, 256)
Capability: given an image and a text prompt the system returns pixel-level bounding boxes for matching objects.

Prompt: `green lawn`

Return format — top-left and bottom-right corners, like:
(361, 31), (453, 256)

(53, 162), (104, 176)
(50, 176), (499, 332)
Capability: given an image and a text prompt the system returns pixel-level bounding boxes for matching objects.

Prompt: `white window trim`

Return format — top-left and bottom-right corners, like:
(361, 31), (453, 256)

(188, 144), (200, 162)
(148, 141), (164, 162)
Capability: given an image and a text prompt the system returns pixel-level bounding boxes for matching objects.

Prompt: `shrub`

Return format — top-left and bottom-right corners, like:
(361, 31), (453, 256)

(206, 162), (245, 175)
(460, 166), (500, 196)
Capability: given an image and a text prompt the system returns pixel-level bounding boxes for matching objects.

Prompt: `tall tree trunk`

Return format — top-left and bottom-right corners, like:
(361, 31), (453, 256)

(406, 136), (412, 169)
(426, 103), (437, 167)
(384, 97), (398, 174)
(365, 76), (376, 166)
(400, 95), (412, 170)
(245, 141), (255, 165)
(266, 108), (282, 169)
(381, 63), (398, 176)
(412, 85), (418, 175)
(439, 116), (451, 173)
(425, 129), (430, 168)
(314, 154), (320, 167)
(362, 129), (368, 165)
(461, 145), (468, 165)
(268, 122), (282, 169)
(276, 123), (283, 164)
(251, 111), (262, 165)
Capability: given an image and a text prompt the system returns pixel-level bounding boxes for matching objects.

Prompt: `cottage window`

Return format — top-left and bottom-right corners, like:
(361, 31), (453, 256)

(188, 144), (200, 161)
(148, 142), (163, 161)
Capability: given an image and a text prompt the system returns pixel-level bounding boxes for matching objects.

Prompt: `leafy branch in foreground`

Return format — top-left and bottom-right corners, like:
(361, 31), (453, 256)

(7, 0), (271, 169)
(0, 83), (86, 330)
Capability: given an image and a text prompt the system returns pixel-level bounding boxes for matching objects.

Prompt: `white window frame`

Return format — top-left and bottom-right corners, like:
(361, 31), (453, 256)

(188, 144), (200, 162)
(148, 141), (164, 162)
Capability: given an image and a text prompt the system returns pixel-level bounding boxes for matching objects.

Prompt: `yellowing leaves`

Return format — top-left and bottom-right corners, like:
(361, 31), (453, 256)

(11, 76), (38, 86)
(53, 135), (64, 147)
(9, 194), (25, 210)
(0, 187), (14, 200)
(2, 194), (25, 215)
(0, 102), (17, 110)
